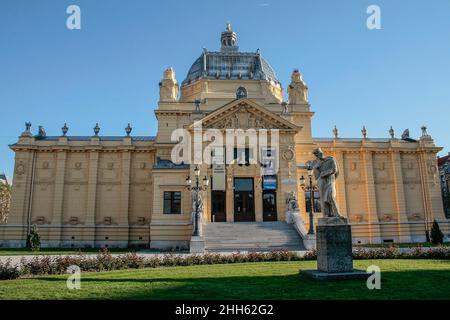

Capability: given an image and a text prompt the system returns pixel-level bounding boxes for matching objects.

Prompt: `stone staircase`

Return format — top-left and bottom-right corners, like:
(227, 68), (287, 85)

(203, 221), (306, 252)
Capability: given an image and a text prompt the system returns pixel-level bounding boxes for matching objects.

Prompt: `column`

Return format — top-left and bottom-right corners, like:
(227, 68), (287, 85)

(255, 175), (263, 222)
(226, 174), (234, 222)
(390, 151), (411, 242)
(362, 151), (381, 243)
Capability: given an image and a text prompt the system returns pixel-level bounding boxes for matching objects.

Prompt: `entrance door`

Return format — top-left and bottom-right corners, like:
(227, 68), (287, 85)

(263, 190), (277, 221)
(234, 178), (255, 222)
(211, 191), (226, 222)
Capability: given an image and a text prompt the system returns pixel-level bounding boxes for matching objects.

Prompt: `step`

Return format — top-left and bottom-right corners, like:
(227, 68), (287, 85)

(203, 221), (305, 252)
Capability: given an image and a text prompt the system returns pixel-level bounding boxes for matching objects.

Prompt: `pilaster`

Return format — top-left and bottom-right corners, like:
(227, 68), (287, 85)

(119, 151), (131, 226)
(390, 151), (411, 242)
(84, 150), (99, 244)
(334, 151), (348, 218)
(51, 149), (68, 242)
(362, 150), (381, 243)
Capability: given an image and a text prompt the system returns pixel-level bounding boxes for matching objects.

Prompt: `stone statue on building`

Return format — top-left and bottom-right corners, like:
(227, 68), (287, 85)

(308, 148), (341, 218)
(286, 191), (299, 212)
(191, 192), (204, 224)
(287, 69), (308, 104)
(159, 67), (179, 102)
(35, 126), (46, 140)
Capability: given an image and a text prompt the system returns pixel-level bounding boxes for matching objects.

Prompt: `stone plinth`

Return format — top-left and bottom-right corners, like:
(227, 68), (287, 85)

(317, 217), (353, 273)
(301, 217), (369, 281)
(189, 236), (205, 253)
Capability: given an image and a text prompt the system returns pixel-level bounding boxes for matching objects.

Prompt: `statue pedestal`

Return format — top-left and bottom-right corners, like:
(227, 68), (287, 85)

(189, 236), (205, 254)
(301, 217), (369, 281)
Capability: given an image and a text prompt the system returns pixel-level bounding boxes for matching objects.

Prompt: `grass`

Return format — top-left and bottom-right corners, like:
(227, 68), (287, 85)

(355, 242), (450, 248)
(0, 248), (140, 256)
(1, 259), (449, 300)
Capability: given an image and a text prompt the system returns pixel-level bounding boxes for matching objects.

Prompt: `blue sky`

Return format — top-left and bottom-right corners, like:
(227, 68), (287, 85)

(1, 0), (450, 178)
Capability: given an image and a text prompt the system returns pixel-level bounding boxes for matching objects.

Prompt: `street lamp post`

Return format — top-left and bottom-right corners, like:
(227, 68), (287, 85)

(185, 165), (209, 237)
(300, 169), (316, 235)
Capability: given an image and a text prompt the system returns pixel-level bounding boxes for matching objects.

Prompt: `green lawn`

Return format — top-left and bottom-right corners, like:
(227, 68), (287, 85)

(1, 259), (449, 299)
(355, 242), (450, 248)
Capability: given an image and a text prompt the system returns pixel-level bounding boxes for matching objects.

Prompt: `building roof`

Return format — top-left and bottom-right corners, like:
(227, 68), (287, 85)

(38, 136), (156, 142)
(181, 24), (280, 86)
(438, 153), (450, 167)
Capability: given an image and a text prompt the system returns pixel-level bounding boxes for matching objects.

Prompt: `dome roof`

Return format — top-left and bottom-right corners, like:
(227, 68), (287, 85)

(181, 24), (280, 87)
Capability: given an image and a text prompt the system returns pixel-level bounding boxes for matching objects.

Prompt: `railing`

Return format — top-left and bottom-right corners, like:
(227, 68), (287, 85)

(285, 210), (316, 250)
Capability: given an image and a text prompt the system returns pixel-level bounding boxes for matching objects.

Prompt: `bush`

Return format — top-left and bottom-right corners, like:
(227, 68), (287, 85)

(26, 224), (41, 252)
(430, 220), (444, 245)
(0, 259), (20, 280)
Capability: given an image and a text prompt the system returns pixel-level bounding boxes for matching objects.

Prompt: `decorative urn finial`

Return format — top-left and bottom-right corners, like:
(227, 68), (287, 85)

(93, 123), (100, 136)
(61, 123), (69, 136)
(125, 123), (132, 137)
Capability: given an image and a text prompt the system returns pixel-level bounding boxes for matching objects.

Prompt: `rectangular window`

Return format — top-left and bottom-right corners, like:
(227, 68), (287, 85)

(211, 146), (226, 167)
(163, 191), (181, 214)
(261, 147), (277, 174)
(305, 191), (321, 213)
(233, 148), (253, 165)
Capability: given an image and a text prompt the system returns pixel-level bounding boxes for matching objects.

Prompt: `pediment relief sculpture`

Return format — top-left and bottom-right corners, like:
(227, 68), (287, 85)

(201, 103), (296, 131)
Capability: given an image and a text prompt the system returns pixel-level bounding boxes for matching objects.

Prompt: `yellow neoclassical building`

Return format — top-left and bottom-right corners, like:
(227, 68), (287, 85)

(1, 24), (448, 250)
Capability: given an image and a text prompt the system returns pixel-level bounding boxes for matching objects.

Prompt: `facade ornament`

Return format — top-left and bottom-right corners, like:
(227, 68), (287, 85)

(282, 147), (295, 162)
(287, 69), (308, 104)
(389, 126), (395, 139)
(15, 161), (25, 175)
(93, 123), (100, 136)
(361, 126), (367, 139)
(236, 86), (247, 99)
(333, 125), (339, 139)
(61, 123), (68, 137)
(159, 67), (179, 102)
(125, 123), (132, 137)
(308, 148), (341, 218)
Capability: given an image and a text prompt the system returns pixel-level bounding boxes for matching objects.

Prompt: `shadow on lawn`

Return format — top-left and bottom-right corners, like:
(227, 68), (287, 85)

(33, 268), (450, 300)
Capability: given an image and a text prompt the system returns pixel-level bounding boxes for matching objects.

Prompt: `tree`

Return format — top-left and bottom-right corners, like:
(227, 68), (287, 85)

(26, 224), (41, 252)
(430, 220), (444, 245)
(0, 182), (11, 223)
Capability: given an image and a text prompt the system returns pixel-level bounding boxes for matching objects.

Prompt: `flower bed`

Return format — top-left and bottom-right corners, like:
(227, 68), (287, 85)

(1, 246), (449, 280)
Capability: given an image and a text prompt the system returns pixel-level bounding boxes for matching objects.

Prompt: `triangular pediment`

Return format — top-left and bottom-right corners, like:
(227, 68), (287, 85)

(189, 99), (300, 131)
